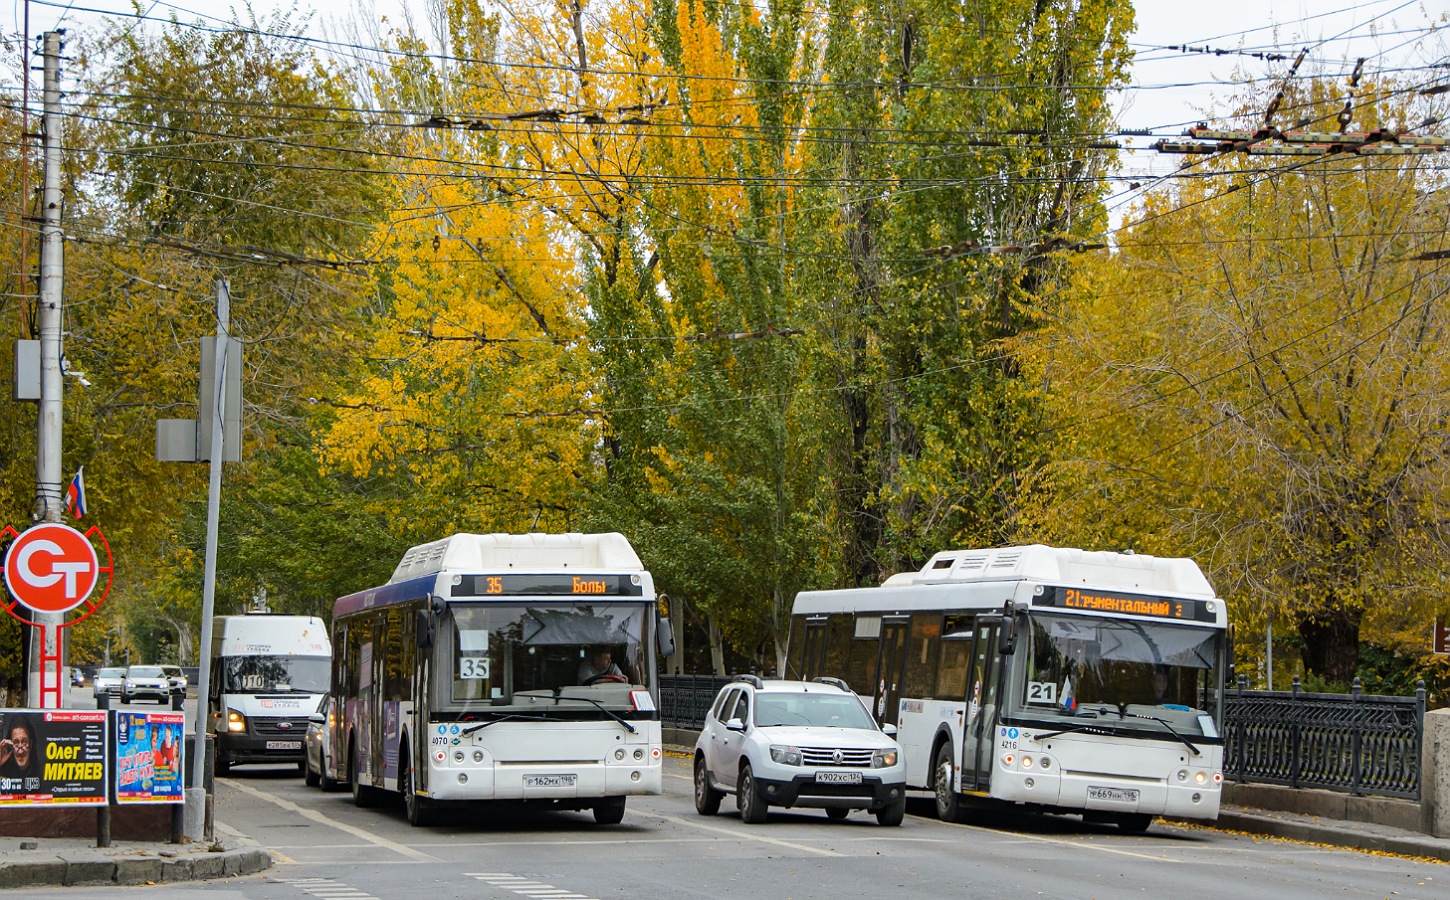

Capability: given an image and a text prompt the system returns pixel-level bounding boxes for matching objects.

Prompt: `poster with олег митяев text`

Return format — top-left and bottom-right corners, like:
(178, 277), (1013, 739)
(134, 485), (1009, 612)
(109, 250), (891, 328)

(0, 709), (108, 806)
(116, 710), (185, 803)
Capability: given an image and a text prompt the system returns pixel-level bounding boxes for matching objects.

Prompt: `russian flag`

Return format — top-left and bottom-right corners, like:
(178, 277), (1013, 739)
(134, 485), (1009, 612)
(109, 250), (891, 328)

(1060, 674), (1076, 713)
(65, 466), (87, 520)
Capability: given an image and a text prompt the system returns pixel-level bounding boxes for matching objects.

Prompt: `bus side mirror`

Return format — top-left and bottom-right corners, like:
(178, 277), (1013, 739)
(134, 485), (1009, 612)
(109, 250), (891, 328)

(416, 608), (434, 650)
(998, 604), (1017, 655)
(656, 618), (676, 658)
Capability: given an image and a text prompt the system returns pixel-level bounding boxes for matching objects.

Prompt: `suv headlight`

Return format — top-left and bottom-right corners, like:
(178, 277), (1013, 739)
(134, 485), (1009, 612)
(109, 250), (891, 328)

(872, 749), (898, 768)
(769, 746), (802, 766)
(226, 709), (247, 733)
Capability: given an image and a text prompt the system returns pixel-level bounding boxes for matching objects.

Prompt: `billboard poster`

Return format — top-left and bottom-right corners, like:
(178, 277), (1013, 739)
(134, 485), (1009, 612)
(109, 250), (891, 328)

(115, 711), (186, 804)
(0, 709), (107, 806)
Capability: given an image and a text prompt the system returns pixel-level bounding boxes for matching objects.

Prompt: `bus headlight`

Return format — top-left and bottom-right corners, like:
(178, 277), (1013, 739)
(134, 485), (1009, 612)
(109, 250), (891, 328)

(1021, 756), (1033, 768)
(1194, 771), (1207, 784)
(1177, 769), (1189, 782)
(615, 749), (627, 761)
(226, 709), (246, 733)
(770, 746), (802, 766)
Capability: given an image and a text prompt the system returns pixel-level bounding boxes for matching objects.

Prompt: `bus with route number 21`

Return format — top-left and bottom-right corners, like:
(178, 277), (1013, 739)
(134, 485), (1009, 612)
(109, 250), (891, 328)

(787, 544), (1228, 833)
(331, 532), (673, 826)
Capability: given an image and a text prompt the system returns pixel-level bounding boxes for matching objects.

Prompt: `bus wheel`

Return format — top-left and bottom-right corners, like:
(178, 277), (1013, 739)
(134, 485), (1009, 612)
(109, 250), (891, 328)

(403, 753), (433, 826)
(351, 743), (377, 808)
(933, 743), (962, 823)
(593, 796), (626, 825)
(694, 757), (722, 816)
(1116, 813), (1153, 834)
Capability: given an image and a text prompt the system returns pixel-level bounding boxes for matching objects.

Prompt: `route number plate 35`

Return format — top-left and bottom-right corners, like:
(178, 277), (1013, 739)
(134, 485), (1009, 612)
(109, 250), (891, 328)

(1087, 785), (1139, 803)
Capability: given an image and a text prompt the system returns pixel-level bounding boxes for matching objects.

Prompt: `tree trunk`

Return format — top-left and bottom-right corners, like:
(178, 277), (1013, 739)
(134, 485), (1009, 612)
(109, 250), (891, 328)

(1297, 608), (1361, 685)
(706, 613), (725, 676)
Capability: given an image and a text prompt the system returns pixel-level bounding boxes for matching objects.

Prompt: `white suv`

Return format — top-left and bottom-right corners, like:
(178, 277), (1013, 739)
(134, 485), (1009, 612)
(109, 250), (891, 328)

(693, 676), (907, 826)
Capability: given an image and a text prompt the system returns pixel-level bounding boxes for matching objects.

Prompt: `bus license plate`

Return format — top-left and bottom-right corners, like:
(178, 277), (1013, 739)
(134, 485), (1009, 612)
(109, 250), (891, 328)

(815, 771), (863, 784)
(524, 774), (577, 788)
(1087, 786), (1138, 803)
(266, 740), (302, 751)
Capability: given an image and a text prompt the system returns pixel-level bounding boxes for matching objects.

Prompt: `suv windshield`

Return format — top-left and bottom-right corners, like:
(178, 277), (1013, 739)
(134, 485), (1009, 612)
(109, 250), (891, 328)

(436, 602), (648, 712)
(755, 693), (876, 730)
(1012, 613), (1224, 737)
(128, 666), (164, 678)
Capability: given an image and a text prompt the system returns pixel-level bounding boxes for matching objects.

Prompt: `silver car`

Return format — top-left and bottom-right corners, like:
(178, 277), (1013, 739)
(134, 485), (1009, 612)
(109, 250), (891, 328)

(93, 667), (125, 698)
(122, 665), (173, 704)
(304, 694), (346, 791)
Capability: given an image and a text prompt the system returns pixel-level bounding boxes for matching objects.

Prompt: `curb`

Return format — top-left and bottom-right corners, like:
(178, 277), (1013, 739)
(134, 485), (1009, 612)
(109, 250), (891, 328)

(1190, 810), (1450, 863)
(0, 834), (272, 888)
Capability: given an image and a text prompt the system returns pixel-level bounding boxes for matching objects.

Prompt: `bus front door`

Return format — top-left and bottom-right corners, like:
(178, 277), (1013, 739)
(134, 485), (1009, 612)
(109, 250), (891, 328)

(959, 621), (1004, 791)
(874, 618), (910, 726)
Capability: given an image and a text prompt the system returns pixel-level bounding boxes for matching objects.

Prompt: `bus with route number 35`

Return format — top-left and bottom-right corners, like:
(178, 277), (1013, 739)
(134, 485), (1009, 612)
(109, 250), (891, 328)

(788, 544), (1228, 833)
(331, 532), (673, 826)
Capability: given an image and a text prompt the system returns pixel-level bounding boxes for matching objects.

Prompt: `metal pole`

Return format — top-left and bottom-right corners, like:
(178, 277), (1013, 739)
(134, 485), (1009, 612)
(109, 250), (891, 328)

(1266, 618), (1273, 691)
(186, 279), (229, 840)
(28, 31), (66, 708)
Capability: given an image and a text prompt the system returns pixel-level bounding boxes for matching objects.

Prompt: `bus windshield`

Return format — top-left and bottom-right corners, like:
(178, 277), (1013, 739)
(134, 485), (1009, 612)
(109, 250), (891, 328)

(221, 655), (330, 693)
(437, 602), (648, 712)
(1013, 613), (1223, 737)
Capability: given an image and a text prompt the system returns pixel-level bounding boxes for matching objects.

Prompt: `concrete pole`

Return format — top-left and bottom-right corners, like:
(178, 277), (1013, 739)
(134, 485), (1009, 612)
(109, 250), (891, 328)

(28, 31), (66, 708)
(185, 279), (229, 841)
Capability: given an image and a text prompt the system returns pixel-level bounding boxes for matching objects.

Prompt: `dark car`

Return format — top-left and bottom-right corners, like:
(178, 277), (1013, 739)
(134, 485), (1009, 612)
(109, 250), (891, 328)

(303, 694), (346, 791)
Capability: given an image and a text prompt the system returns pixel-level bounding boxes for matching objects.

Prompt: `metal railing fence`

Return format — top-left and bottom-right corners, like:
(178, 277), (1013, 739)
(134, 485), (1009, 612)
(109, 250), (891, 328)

(658, 674), (734, 728)
(1223, 675), (1425, 800)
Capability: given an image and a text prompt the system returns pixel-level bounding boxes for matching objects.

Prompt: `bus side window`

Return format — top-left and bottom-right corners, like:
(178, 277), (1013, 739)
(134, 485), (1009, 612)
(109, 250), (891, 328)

(823, 616), (852, 684)
(937, 638), (971, 700)
(904, 613), (941, 699)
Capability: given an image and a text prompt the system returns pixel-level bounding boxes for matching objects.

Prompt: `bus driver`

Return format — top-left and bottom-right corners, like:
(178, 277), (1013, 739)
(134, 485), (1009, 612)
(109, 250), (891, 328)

(579, 648), (626, 684)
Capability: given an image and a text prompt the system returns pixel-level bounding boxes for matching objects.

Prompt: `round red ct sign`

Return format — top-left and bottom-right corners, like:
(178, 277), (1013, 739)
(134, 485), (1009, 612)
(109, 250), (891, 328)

(3, 523), (100, 614)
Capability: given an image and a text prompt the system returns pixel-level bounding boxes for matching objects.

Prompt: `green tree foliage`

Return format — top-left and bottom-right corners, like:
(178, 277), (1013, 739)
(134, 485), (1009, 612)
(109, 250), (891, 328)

(1023, 77), (1450, 684)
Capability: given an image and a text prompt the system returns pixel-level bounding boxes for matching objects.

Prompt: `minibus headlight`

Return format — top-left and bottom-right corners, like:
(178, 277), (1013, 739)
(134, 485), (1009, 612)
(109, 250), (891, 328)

(226, 709), (246, 733)
(769, 746), (802, 766)
(872, 749), (898, 768)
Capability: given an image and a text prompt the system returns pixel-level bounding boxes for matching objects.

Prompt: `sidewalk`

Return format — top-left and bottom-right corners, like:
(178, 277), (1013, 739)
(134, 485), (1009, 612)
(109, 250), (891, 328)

(0, 825), (271, 888)
(1201, 804), (1450, 862)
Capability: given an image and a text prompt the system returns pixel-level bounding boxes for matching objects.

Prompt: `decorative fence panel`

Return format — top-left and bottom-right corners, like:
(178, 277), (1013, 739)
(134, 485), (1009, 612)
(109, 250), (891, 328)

(659, 674), (734, 728)
(1223, 675), (1425, 800)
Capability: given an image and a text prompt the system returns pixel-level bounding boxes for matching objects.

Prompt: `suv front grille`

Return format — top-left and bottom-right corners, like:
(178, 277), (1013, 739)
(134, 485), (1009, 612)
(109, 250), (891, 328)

(801, 747), (874, 767)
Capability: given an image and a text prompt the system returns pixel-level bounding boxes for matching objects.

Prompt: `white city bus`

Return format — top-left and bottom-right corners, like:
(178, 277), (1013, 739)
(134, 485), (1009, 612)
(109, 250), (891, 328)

(788, 545), (1228, 832)
(332, 532), (672, 826)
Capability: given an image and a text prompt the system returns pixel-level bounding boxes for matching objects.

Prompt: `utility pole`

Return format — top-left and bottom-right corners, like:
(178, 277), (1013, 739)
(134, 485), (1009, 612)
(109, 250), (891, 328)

(28, 30), (67, 708)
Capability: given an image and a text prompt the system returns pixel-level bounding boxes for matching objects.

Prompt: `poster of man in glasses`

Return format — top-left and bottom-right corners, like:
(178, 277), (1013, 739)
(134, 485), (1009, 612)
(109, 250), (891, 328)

(0, 710), (107, 805)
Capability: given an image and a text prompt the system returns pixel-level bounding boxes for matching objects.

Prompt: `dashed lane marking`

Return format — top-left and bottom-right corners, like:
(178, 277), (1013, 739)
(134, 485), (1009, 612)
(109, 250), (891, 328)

(271, 876), (381, 900)
(466, 872), (596, 900)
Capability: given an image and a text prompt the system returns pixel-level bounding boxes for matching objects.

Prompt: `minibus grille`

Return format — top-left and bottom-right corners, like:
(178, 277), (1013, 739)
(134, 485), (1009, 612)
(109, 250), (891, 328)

(255, 718), (310, 735)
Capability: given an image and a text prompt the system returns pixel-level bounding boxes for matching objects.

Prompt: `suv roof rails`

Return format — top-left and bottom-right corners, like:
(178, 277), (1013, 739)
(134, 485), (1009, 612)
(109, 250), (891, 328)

(732, 674), (765, 689)
(811, 676), (851, 692)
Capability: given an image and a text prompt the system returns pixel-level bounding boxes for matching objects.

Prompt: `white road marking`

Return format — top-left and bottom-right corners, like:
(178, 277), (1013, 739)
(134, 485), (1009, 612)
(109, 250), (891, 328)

(270, 876), (381, 900)
(224, 778), (441, 862)
(466, 873), (595, 900)
(651, 813), (842, 857)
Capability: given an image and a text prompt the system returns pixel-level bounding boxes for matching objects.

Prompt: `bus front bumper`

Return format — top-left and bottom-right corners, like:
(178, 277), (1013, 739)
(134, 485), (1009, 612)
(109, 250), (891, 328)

(426, 760), (662, 801)
(992, 767), (1222, 820)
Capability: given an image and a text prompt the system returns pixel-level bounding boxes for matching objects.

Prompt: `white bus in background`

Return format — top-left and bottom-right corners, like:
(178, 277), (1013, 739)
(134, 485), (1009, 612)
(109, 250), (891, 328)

(332, 532), (673, 826)
(789, 545), (1228, 833)
(210, 614), (332, 774)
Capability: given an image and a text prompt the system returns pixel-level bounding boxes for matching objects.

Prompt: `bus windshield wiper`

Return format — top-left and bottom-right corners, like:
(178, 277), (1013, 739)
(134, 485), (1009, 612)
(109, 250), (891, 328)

(459, 711), (567, 735)
(1030, 721), (1118, 741)
(1121, 711), (1201, 756)
(548, 689), (638, 734)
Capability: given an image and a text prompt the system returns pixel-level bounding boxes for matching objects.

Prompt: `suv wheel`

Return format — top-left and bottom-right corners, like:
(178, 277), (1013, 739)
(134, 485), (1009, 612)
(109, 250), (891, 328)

(933, 742), (962, 823)
(694, 757), (722, 815)
(737, 763), (768, 824)
(875, 795), (906, 827)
